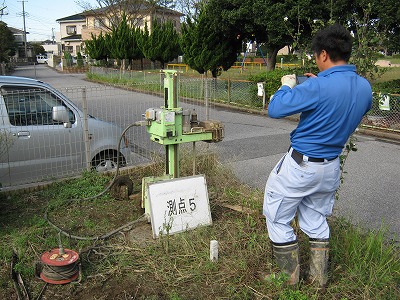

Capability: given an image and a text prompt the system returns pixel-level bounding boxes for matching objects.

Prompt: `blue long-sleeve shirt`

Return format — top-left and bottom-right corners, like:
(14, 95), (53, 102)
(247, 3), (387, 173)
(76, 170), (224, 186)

(268, 65), (372, 159)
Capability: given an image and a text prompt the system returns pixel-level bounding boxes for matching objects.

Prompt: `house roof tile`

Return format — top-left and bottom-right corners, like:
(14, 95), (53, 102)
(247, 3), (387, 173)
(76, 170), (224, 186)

(56, 13), (86, 22)
(61, 34), (82, 41)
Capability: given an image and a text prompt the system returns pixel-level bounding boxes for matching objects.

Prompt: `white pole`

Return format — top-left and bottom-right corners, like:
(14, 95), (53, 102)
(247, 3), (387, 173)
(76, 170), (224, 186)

(210, 240), (218, 262)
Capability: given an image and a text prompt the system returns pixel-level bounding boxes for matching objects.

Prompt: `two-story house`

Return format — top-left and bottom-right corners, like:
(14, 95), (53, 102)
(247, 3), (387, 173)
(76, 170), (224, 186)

(56, 13), (86, 57)
(57, 4), (183, 58)
(9, 27), (34, 60)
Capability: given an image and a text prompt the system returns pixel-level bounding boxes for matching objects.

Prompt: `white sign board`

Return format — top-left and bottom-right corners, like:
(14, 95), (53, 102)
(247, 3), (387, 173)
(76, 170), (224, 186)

(379, 93), (390, 111)
(257, 82), (264, 96)
(148, 175), (212, 238)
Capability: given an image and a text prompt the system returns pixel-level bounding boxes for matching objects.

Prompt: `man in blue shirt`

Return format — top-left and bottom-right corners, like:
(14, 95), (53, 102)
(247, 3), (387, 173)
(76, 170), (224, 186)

(263, 24), (372, 287)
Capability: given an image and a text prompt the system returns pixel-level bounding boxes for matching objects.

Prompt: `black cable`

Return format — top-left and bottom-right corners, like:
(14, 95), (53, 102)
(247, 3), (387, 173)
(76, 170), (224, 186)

(44, 213), (147, 241)
(41, 262), (79, 281)
(44, 121), (148, 241)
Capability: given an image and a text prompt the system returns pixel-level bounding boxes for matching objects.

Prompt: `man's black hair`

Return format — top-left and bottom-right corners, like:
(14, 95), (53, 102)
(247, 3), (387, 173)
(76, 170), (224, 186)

(311, 23), (353, 62)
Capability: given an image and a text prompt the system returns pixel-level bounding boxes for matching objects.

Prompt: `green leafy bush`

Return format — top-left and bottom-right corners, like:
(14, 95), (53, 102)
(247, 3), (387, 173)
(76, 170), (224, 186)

(372, 79), (400, 94)
(76, 52), (84, 68)
(64, 51), (73, 67)
(276, 54), (299, 63)
(248, 68), (319, 100)
(248, 69), (287, 99)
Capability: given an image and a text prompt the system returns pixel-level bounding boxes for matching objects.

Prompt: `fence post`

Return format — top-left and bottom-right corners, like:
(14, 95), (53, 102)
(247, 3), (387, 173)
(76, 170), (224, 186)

(81, 87), (91, 170)
(227, 79), (231, 103)
(258, 82), (266, 109)
(205, 77), (209, 120)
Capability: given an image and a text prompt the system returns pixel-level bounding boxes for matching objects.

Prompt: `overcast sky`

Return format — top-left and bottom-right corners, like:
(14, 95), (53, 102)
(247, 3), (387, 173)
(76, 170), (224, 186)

(0, 0), (96, 41)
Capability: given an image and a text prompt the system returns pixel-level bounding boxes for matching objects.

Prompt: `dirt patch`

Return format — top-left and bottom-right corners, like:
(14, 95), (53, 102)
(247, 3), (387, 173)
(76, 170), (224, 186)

(375, 60), (400, 67)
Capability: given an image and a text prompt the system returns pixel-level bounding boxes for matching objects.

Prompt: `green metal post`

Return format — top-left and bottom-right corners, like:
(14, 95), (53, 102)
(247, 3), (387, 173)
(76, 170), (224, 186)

(142, 70), (222, 216)
(163, 70), (179, 178)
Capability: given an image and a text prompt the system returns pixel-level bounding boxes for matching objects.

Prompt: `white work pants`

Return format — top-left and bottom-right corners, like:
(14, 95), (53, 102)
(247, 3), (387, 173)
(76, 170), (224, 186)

(263, 150), (340, 244)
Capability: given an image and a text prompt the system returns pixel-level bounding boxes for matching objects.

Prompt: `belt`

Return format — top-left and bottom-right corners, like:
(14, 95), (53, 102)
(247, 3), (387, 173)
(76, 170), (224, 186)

(289, 147), (338, 164)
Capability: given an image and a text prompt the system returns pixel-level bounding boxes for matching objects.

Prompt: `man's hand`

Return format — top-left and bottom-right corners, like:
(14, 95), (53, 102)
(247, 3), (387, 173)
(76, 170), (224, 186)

(281, 74), (297, 88)
(304, 72), (317, 78)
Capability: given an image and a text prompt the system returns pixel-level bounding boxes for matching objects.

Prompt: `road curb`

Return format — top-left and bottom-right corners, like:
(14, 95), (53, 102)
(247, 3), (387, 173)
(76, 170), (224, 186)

(357, 128), (400, 141)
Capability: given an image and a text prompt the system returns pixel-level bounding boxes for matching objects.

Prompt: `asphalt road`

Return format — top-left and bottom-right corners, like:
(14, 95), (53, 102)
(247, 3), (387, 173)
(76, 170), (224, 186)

(10, 65), (400, 242)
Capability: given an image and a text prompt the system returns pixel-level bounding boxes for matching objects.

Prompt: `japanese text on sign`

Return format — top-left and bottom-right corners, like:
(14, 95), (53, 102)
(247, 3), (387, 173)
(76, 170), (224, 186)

(148, 175), (212, 238)
(167, 197), (196, 216)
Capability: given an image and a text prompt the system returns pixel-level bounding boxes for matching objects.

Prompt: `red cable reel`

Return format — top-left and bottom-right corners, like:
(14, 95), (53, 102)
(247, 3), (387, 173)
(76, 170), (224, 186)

(40, 248), (79, 284)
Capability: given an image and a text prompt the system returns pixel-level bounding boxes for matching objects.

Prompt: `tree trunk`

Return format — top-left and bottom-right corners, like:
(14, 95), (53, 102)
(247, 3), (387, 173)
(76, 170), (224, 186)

(266, 47), (280, 71)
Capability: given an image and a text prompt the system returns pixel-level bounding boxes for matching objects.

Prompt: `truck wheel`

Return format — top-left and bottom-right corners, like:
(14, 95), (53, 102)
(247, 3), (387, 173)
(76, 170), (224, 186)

(92, 152), (125, 172)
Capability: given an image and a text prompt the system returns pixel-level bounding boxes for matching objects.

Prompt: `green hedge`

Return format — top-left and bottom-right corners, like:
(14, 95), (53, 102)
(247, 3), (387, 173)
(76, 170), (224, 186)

(372, 79), (400, 94)
(248, 67), (319, 98)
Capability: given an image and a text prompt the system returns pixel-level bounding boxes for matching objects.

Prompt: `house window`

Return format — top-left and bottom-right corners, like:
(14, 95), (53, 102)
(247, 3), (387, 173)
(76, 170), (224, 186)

(65, 46), (73, 53)
(136, 18), (144, 27)
(66, 26), (76, 35)
(94, 18), (103, 28)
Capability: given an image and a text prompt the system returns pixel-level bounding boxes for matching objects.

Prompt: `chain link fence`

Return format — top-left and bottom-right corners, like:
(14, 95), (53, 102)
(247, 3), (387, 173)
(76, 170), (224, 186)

(88, 67), (263, 108)
(88, 67), (400, 132)
(363, 92), (400, 131)
(1, 67), (398, 189)
(0, 73), (222, 189)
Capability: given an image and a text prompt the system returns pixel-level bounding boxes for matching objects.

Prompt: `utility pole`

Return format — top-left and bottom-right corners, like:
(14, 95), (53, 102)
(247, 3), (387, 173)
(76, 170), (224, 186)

(18, 0), (28, 58)
(52, 28), (55, 44)
(0, 6), (8, 18)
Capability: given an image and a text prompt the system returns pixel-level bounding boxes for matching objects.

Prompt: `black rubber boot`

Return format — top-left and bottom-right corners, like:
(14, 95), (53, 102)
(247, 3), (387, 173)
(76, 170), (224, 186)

(272, 241), (300, 285)
(309, 238), (329, 288)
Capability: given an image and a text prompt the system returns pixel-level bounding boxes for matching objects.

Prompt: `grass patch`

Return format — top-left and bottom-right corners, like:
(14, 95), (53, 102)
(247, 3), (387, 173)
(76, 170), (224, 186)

(373, 67), (400, 84)
(1, 153), (399, 299)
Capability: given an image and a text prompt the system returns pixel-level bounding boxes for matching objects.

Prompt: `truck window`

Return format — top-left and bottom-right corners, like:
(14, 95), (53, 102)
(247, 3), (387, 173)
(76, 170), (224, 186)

(1, 86), (75, 126)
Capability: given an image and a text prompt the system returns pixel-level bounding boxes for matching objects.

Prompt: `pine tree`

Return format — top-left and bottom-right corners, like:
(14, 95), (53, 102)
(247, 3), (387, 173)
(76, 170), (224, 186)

(142, 20), (181, 69)
(85, 32), (108, 63)
(107, 14), (133, 62)
(180, 7), (240, 77)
